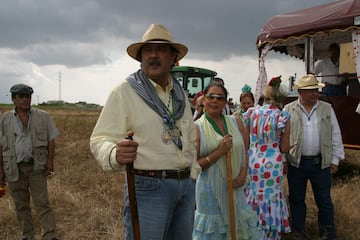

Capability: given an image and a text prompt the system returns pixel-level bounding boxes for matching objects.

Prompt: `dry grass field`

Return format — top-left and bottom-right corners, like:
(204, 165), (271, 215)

(0, 107), (359, 240)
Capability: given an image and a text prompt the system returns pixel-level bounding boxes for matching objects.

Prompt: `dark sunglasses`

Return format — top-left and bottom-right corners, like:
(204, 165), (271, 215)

(205, 93), (226, 101)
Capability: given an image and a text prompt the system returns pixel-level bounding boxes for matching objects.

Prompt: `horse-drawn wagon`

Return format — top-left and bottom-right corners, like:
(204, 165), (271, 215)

(255, 0), (360, 149)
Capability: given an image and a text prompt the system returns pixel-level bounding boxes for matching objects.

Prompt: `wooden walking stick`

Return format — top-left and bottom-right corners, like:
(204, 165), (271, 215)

(125, 135), (141, 240)
(226, 150), (236, 240)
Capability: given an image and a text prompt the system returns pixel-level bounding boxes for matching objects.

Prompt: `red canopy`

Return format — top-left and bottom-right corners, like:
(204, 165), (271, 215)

(257, 0), (360, 49)
(255, 0), (360, 149)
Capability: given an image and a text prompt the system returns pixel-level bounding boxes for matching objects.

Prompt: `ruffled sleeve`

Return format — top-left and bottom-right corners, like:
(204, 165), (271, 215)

(242, 107), (255, 128)
(278, 110), (290, 132)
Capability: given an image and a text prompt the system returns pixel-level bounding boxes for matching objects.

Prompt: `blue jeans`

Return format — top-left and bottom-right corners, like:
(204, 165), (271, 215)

(322, 85), (346, 96)
(124, 175), (196, 240)
(287, 159), (336, 239)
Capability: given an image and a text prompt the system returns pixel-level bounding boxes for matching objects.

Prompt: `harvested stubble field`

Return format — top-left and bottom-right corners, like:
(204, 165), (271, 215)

(0, 107), (359, 240)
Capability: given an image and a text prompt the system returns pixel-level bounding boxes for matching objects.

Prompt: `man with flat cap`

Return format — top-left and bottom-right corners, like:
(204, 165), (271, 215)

(284, 74), (344, 240)
(0, 84), (59, 240)
(90, 24), (200, 239)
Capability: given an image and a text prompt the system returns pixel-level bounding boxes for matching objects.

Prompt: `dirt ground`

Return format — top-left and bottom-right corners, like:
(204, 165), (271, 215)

(0, 108), (359, 240)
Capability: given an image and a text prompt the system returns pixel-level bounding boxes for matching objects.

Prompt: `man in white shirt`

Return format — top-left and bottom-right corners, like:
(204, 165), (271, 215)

(314, 43), (346, 96)
(284, 74), (344, 240)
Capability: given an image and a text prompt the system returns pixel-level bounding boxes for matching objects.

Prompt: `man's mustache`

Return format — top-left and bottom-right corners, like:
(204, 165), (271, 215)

(148, 59), (161, 66)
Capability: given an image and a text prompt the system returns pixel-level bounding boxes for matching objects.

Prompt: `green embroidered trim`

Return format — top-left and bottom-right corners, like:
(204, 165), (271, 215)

(205, 112), (228, 136)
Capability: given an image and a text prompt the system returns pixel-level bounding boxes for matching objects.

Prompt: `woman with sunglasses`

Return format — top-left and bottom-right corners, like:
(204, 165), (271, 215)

(192, 82), (262, 239)
(243, 76), (291, 239)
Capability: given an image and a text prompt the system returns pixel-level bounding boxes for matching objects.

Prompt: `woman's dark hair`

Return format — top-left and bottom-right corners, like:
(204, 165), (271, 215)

(204, 82), (228, 99)
(329, 43), (339, 51)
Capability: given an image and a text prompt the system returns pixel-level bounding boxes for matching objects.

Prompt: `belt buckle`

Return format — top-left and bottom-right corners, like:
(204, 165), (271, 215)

(148, 171), (157, 177)
(313, 155), (321, 165)
(177, 170), (182, 179)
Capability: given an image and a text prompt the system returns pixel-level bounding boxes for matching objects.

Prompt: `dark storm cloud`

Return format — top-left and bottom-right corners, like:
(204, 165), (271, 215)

(0, 0), (336, 105)
(0, 0), (333, 67)
(18, 42), (112, 67)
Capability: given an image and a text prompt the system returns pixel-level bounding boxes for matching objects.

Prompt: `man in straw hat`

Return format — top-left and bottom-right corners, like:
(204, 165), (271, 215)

(284, 74), (344, 240)
(90, 24), (200, 239)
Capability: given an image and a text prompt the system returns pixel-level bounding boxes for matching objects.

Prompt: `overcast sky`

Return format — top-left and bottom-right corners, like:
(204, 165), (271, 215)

(0, 0), (334, 105)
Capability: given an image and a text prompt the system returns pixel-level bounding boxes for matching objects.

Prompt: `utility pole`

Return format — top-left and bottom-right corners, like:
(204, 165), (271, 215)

(59, 71), (62, 101)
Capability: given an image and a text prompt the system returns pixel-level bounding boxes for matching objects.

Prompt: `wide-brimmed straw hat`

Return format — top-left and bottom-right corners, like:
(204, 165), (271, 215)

(127, 24), (188, 62)
(294, 74), (325, 90)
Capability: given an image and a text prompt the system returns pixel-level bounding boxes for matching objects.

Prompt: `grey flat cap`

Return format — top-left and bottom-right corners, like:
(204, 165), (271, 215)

(10, 84), (34, 94)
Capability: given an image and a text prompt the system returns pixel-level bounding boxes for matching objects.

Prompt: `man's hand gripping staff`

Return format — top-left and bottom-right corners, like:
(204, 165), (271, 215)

(124, 133), (141, 240)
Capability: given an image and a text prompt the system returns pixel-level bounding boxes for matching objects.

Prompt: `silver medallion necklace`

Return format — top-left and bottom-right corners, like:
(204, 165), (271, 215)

(161, 91), (182, 146)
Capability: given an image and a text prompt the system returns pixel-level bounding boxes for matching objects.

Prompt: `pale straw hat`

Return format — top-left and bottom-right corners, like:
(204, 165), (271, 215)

(294, 74), (325, 90)
(127, 24), (188, 62)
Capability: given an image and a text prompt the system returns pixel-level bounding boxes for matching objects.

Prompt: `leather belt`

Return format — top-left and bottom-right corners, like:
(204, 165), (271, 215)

(301, 154), (321, 160)
(18, 159), (34, 164)
(301, 154), (322, 165)
(18, 162), (33, 165)
(325, 83), (344, 87)
(133, 167), (190, 180)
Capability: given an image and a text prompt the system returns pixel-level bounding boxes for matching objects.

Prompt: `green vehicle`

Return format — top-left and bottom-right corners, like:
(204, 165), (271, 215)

(170, 66), (217, 102)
